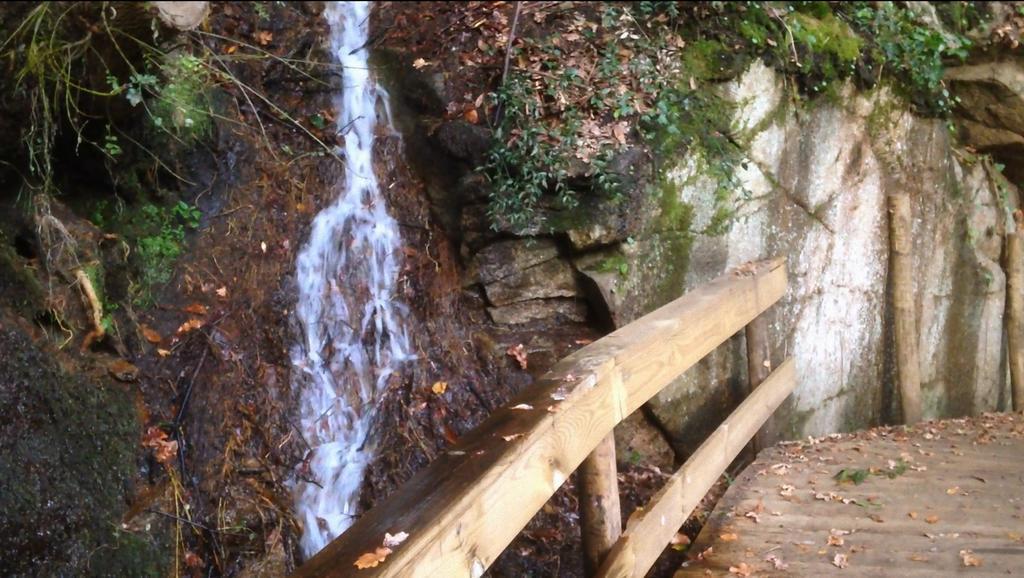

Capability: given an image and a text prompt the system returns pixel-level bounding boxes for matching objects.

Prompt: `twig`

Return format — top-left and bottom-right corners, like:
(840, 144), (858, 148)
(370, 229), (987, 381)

(494, 1), (524, 125)
(174, 346), (209, 427)
(210, 204), (253, 219)
(770, 9), (800, 67)
(146, 508), (218, 533)
(501, 1), (523, 86)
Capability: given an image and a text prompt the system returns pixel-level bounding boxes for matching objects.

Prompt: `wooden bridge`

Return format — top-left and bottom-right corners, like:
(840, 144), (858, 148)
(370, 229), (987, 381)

(291, 257), (1024, 577)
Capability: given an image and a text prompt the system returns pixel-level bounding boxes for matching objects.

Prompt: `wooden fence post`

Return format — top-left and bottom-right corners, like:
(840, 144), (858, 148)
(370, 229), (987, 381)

(888, 193), (922, 424)
(1006, 214), (1024, 412)
(745, 314), (771, 452)
(579, 433), (622, 576)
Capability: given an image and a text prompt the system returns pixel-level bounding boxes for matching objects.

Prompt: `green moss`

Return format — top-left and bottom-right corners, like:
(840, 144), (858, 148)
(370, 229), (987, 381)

(0, 325), (166, 575)
(788, 12), (862, 64)
(656, 179), (694, 232)
(681, 40), (745, 81)
(0, 233), (46, 317)
(595, 253), (630, 277)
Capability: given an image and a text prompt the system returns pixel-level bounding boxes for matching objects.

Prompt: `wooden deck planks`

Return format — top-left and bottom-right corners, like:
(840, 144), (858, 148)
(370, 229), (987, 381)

(675, 413), (1024, 577)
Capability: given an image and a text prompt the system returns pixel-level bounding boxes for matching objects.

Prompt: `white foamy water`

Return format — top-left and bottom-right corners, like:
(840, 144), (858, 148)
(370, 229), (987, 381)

(291, 0), (413, 559)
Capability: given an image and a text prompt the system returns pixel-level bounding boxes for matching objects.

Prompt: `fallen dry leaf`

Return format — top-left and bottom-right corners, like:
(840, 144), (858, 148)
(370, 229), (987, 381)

(510, 403), (534, 410)
(108, 359), (140, 382)
(183, 303), (208, 315)
(141, 325), (162, 343)
(383, 532), (409, 548)
(142, 426), (178, 464)
(612, 122), (627, 145)
(719, 532), (738, 542)
(827, 534), (844, 547)
(507, 344), (528, 369)
(833, 553), (849, 569)
(184, 551), (203, 568)
(157, 348), (171, 357)
(779, 484), (795, 497)
(960, 549), (982, 567)
(431, 381), (448, 395)
(177, 318), (204, 334)
(728, 562), (753, 577)
(412, 58), (430, 69)
(216, 286), (228, 298)
(946, 486), (960, 495)
(765, 554), (789, 570)
(255, 30), (273, 45)
(463, 108), (479, 124)
(670, 532), (691, 551)
(354, 547), (392, 569)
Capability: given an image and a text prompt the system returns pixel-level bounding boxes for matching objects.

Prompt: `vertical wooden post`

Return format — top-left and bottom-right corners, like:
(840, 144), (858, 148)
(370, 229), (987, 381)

(888, 193), (923, 424)
(579, 433), (622, 576)
(1006, 214), (1024, 412)
(745, 313), (771, 452)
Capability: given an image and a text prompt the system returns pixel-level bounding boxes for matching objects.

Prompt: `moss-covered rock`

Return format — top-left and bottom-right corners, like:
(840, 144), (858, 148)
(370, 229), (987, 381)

(0, 321), (165, 576)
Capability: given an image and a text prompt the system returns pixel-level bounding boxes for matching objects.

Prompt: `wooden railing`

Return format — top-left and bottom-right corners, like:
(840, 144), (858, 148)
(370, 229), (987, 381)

(292, 258), (794, 578)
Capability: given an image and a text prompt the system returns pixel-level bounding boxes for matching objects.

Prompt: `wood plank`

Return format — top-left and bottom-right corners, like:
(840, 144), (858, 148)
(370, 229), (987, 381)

(676, 412), (1024, 577)
(1006, 226), (1024, 411)
(744, 313), (772, 452)
(888, 193), (922, 424)
(596, 358), (797, 578)
(290, 258), (788, 578)
(579, 432), (622, 575)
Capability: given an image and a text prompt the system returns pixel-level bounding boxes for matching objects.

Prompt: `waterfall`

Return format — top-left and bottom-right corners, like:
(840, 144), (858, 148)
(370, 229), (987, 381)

(290, 0), (413, 559)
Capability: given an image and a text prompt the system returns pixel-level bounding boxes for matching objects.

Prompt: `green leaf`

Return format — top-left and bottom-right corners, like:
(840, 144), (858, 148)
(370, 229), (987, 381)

(834, 468), (870, 485)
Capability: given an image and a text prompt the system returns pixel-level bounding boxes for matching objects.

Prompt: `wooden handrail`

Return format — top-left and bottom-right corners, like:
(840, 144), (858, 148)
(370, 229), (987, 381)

(596, 358), (796, 577)
(292, 257), (788, 578)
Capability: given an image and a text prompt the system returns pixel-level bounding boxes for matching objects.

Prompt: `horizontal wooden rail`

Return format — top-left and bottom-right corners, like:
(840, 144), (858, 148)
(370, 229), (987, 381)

(292, 258), (787, 578)
(596, 358), (796, 577)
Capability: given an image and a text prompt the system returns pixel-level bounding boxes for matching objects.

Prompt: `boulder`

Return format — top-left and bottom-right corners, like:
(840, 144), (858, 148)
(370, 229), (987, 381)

(471, 238), (560, 285)
(483, 258), (577, 306)
(0, 320), (164, 575)
(487, 298), (588, 325)
(436, 120), (493, 167)
(947, 61), (1024, 185)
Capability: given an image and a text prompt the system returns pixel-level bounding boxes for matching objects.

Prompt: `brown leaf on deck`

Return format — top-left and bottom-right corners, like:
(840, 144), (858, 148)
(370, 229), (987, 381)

(354, 547), (392, 569)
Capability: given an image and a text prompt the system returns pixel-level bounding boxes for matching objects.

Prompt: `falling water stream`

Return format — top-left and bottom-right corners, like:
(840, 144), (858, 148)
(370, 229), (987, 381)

(290, 0), (413, 559)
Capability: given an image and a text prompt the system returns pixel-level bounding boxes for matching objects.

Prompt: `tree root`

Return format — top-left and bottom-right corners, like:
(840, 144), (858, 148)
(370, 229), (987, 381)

(74, 267), (105, 350)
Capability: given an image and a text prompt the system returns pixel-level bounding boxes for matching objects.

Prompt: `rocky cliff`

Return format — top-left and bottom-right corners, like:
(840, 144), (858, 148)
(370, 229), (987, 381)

(438, 56), (1021, 464)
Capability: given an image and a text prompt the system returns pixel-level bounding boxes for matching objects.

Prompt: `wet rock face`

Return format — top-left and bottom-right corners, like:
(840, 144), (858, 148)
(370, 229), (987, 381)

(948, 62), (1024, 185)
(0, 321), (163, 576)
(441, 58), (1016, 450)
(635, 61), (1014, 444)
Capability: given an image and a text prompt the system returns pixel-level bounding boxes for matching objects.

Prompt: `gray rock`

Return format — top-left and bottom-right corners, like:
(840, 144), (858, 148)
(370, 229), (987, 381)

(948, 62), (1024, 184)
(613, 412), (675, 472)
(484, 258), (577, 306)
(567, 223), (621, 250)
(436, 120), (493, 166)
(471, 238), (560, 285)
(608, 60), (1016, 446)
(487, 298), (588, 325)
